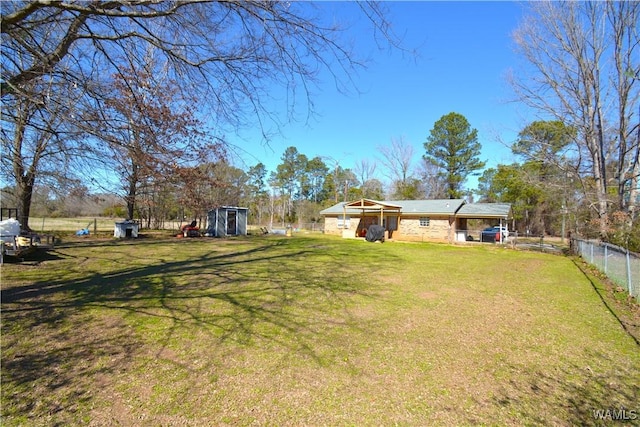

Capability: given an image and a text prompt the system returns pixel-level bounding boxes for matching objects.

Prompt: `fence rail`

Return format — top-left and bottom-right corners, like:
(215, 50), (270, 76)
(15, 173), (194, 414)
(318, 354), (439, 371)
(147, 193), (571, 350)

(29, 217), (125, 233)
(31, 217), (202, 233)
(571, 238), (639, 300)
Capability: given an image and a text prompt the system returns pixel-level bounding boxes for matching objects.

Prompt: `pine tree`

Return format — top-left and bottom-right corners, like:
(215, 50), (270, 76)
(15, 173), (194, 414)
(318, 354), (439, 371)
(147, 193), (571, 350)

(424, 112), (486, 199)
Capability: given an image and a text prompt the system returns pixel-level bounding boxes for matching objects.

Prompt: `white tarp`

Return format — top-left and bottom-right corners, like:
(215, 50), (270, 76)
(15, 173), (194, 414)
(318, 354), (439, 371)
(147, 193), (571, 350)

(0, 218), (21, 238)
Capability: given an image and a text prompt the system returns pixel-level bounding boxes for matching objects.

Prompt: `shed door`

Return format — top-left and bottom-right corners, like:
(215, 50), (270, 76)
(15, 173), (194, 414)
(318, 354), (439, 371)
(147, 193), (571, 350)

(237, 209), (247, 235)
(226, 210), (237, 235)
(216, 209), (224, 236)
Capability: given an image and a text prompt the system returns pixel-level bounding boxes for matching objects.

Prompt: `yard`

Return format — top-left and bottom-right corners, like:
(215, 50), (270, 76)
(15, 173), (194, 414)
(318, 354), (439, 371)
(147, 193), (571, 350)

(1, 234), (638, 425)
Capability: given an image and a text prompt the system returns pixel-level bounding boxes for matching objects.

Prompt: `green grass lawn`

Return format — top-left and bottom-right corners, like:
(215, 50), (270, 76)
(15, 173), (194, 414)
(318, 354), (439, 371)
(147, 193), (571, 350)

(1, 234), (638, 426)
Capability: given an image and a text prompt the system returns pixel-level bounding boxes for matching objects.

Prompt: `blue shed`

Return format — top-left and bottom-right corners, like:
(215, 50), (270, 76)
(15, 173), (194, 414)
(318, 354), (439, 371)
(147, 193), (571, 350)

(207, 206), (248, 237)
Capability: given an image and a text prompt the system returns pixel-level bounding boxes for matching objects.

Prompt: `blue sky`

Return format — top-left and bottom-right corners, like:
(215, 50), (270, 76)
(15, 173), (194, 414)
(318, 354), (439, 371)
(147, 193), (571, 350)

(230, 1), (533, 193)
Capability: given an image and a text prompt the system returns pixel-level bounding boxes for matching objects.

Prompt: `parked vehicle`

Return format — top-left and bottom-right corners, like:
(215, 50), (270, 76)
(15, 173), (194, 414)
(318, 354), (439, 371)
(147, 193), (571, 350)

(493, 225), (509, 241)
(481, 227), (499, 243)
(481, 226), (508, 243)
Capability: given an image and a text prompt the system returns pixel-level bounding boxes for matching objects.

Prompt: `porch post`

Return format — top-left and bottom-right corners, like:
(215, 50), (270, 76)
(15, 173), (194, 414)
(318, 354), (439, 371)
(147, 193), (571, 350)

(343, 204), (347, 229)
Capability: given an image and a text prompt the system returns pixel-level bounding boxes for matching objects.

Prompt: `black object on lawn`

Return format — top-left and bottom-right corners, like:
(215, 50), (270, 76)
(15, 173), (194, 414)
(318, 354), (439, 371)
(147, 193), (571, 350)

(365, 224), (385, 243)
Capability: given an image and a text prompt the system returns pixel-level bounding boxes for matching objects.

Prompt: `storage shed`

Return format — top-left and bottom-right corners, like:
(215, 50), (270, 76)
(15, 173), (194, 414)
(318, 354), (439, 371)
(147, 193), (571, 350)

(207, 207), (248, 237)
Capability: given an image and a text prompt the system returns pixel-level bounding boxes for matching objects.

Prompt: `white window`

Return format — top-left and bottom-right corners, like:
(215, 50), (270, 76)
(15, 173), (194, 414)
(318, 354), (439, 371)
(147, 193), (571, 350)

(337, 215), (351, 229)
(419, 217), (430, 227)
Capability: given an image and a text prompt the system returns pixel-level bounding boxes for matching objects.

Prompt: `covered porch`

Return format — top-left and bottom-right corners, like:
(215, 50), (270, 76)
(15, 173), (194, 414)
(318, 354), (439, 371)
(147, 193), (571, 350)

(341, 199), (402, 238)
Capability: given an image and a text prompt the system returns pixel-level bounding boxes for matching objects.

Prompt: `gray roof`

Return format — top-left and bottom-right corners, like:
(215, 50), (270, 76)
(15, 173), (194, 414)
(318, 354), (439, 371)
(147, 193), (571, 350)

(457, 203), (512, 218)
(392, 199), (465, 214)
(319, 202), (356, 215)
(320, 199), (466, 216)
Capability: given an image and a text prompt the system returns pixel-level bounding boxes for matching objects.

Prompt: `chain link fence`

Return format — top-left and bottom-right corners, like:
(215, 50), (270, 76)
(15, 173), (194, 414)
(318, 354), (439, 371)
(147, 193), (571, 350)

(571, 238), (639, 300)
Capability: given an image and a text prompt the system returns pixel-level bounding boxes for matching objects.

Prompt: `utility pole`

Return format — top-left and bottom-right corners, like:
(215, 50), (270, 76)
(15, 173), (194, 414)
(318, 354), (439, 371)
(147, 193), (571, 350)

(561, 203), (568, 243)
(343, 179), (348, 202)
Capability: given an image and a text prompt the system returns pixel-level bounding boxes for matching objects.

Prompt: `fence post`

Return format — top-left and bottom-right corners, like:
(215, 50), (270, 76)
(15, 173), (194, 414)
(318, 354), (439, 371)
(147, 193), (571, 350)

(627, 249), (634, 297)
(604, 244), (608, 275)
(94, 218), (97, 235)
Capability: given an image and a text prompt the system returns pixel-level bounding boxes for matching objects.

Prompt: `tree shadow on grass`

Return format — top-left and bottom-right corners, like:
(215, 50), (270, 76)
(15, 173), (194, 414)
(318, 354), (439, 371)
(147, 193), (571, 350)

(3, 239), (290, 305)
(1, 247), (66, 265)
(487, 350), (640, 426)
(569, 257), (640, 347)
(1, 237), (396, 423)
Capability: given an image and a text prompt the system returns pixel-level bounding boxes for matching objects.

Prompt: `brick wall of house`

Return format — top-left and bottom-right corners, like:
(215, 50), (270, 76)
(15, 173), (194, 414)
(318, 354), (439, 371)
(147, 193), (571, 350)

(324, 214), (454, 242)
(394, 216), (454, 242)
(323, 217), (341, 235)
(323, 216), (363, 237)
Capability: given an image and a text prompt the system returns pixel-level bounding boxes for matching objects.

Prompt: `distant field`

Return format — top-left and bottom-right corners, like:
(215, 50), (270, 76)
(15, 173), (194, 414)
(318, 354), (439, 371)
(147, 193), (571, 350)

(29, 217), (191, 234)
(29, 217), (126, 233)
(27, 218), (318, 235)
(1, 234), (638, 425)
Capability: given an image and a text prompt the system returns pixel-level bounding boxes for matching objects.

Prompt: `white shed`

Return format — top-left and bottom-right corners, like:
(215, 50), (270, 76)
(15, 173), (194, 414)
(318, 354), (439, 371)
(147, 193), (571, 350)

(114, 221), (139, 238)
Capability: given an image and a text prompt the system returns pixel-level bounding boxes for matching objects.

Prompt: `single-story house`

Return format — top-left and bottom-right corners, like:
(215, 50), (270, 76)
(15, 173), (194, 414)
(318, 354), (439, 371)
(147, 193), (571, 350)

(206, 206), (248, 237)
(319, 198), (512, 243)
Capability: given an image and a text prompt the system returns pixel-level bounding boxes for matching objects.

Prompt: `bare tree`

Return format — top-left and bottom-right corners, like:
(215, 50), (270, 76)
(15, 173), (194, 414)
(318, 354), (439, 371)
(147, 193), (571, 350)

(360, 178), (385, 200)
(511, 0), (640, 237)
(354, 158), (377, 189)
(377, 136), (417, 199)
(354, 158), (385, 200)
(82, 61), (219, 220)
(0, 77), (86, 230)
(417, 158), (448, 199)
(1, 1), (400, 227)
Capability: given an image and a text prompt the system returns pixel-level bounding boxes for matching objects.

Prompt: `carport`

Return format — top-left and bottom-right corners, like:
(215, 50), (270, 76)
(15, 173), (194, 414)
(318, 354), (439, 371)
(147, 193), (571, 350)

(454, 203), (512, 242)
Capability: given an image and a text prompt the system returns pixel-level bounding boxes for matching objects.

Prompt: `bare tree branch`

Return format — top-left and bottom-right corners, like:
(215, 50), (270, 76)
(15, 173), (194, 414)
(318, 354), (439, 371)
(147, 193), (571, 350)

(510, 0), (640, 236)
